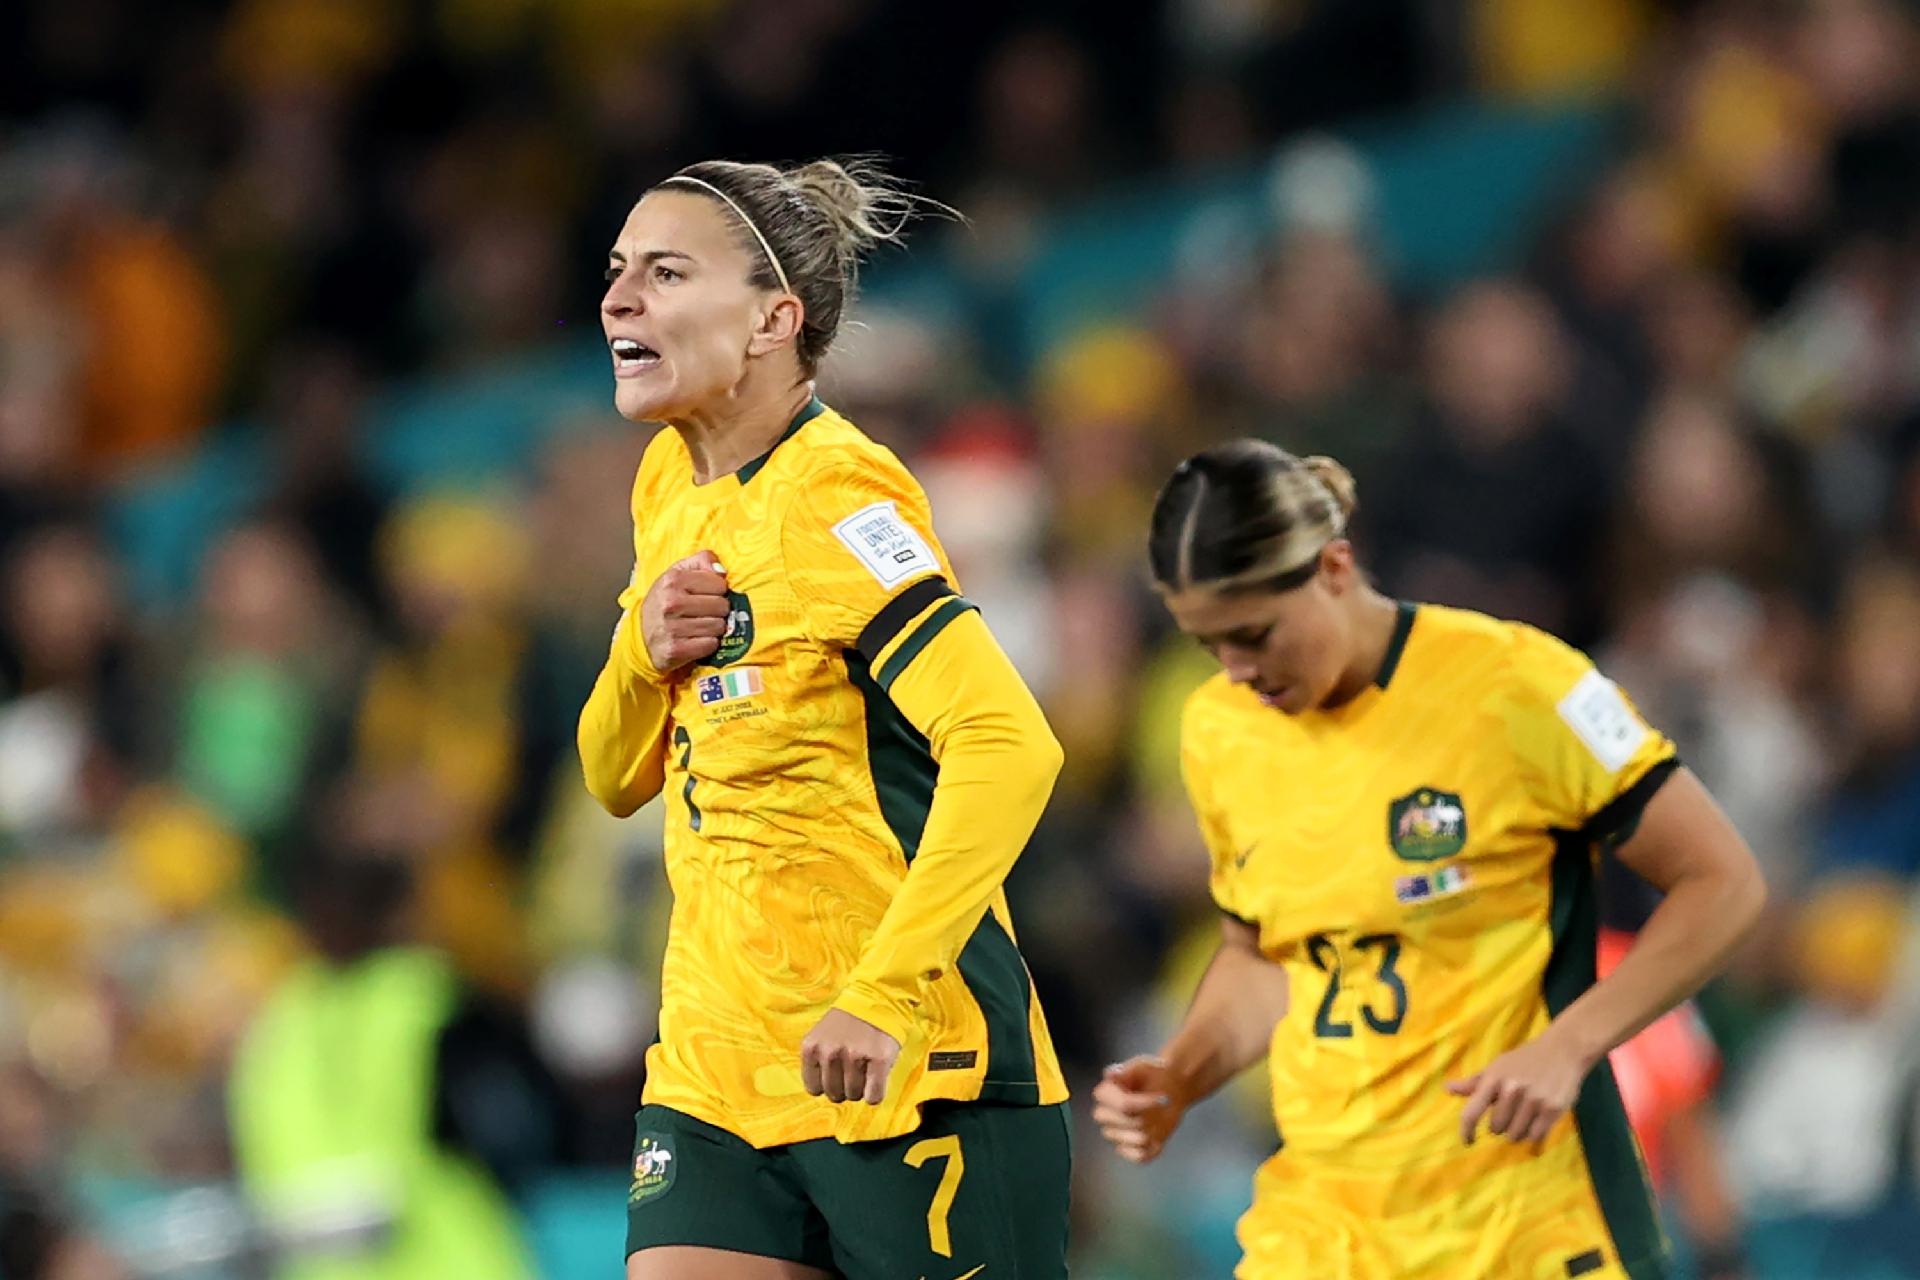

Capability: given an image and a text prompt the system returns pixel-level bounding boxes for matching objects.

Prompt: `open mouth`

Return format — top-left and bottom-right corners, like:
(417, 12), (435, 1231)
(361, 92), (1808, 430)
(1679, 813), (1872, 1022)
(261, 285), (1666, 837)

(609, 337), (662, 376)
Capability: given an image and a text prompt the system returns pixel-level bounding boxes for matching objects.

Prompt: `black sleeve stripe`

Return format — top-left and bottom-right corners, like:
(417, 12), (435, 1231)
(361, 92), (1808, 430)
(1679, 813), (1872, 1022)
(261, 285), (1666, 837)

(1580, 755), (1681, 848)
(855, 575), (954, 663)
(874, 598), (977, 690)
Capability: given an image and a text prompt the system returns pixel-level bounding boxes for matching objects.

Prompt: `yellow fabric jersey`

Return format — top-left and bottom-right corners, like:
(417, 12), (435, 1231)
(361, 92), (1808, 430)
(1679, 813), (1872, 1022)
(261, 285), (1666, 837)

(589, 398), (1066, 1149)
(1182, 602), (1678, 1280)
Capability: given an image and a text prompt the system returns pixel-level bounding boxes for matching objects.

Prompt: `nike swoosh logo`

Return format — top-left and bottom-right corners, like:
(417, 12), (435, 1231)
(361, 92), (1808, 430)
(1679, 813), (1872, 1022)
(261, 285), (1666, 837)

(917, 1268), (985, 1280)
(1234, 843), (1257, 869)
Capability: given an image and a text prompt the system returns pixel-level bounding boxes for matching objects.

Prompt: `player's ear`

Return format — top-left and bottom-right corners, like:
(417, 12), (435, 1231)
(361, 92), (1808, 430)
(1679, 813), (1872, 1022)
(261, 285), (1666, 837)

(747, 295), (804, 357)
(1320, 539), (1357, 593)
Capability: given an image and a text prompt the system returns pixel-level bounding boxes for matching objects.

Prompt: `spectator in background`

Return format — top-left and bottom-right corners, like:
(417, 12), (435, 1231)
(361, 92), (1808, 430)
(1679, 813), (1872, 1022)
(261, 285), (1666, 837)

(1726, 874), (1915, 1217)
(1797, 0), (1920, 246)
(259, 340), (391, 623)
(1601, 574), (1827, 893)
(170, 520), (352, 897)
(229, 834), (553, 1280)
(25, 127), (225, 476)
(0, 215), (84, 550)
(1470, 0), (1653, 103)
(1641, 267), (1755, 398)
(913, 407), (1054, 691)
(1369, 279), (1607, 640)
(513, 422), (651, 850)
(0, 1185), (128, 1280)
(352, 494), (535, 995)
(0, 524), (138, 847)
(1820, 556), (1920, 881)
(1235, 224), (1411, 490)
(409, 115), (578, 372)
(1533, 161), (1684, 455)
(1610, 391), (1811, 618)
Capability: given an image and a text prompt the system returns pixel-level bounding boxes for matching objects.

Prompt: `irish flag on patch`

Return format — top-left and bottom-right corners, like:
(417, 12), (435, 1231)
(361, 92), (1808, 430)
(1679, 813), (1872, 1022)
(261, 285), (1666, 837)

(1394, 863), (1471, 905)
(698, 668), (764, 705)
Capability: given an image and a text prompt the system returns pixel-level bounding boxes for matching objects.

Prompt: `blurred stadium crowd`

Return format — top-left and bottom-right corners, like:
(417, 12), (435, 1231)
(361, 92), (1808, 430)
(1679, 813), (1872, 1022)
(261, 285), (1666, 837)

(6, 0), (1920, 1275)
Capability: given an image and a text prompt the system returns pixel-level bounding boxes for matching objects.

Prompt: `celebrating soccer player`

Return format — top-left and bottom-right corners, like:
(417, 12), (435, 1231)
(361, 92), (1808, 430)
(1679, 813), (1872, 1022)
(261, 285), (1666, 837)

(579, 158), (1070, 1280)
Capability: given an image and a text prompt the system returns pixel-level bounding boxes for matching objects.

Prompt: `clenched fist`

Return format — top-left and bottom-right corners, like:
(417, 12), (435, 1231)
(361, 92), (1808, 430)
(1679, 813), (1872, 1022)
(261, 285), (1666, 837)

(801, 1008), (902, 1105)
(641, 551), (731, 672)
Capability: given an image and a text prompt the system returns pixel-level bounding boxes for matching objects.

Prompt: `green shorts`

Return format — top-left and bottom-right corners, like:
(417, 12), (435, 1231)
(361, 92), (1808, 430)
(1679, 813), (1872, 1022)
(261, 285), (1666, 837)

(625, 1100), (1072, 1278)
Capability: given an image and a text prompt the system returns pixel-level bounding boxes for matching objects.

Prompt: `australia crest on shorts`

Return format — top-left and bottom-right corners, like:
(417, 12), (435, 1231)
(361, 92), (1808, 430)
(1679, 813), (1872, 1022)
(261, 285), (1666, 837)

(629, 1133), (676, 1204)
(1388, 788), (1467, 861)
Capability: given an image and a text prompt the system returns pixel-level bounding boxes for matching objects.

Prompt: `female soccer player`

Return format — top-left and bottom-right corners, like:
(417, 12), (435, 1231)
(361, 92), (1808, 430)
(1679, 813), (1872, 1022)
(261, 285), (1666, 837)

(1094, 440), (1765, 1280)
(577, 158), (1070, 1280)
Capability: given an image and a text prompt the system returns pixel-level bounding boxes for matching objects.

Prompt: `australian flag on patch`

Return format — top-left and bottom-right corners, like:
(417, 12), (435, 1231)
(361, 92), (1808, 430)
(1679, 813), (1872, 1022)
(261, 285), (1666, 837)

(697, 668), (762, 705)
(1395, 864), (1469, 904)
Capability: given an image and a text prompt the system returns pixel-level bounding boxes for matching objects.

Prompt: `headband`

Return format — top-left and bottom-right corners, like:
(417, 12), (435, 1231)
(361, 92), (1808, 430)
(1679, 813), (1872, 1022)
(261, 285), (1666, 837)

(658, 174), (793, 295)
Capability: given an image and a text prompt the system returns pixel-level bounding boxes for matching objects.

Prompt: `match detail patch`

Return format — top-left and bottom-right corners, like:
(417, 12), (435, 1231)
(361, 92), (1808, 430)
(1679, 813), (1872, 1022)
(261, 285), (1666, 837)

(1557, 670), (1650, 773)
(832, 501), (940, 588)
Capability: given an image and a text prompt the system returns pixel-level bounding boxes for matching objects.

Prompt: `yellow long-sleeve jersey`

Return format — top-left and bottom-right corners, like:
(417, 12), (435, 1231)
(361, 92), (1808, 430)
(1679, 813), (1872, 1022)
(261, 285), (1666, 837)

(1182, 603), (1678, 1280)
(578, 398), (1068, 1148)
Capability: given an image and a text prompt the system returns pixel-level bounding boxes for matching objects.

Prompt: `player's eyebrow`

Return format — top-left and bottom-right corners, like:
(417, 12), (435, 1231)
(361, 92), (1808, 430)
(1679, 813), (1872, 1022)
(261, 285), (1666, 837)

(608, 249), (698, 267)
(1196, 623), (1270, 648)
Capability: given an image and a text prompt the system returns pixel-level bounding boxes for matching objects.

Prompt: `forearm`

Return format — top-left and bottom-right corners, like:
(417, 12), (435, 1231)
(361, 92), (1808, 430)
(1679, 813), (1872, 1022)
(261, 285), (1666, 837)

(833, 613), (1063, 1041)
(576, 613), (670, 817)
(1550, 861), (1763, 1067)
(1161, 939), (1289, 1105)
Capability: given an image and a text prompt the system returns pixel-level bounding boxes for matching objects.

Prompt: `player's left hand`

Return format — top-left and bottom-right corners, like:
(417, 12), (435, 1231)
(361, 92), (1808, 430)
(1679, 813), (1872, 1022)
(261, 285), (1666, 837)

(1446, 1029), (1594, 1146)
(801, 1008), (902, 1105)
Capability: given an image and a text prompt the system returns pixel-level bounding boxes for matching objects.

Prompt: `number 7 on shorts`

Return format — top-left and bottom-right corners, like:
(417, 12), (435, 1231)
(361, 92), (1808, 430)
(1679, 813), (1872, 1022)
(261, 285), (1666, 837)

(903, 1135), (965, 1257)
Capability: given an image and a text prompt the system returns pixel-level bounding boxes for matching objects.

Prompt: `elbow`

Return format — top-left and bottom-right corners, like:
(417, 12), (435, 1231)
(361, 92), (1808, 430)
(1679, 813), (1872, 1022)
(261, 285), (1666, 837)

(1026, 710), (1065, 791)
(586, 779), (642, 819)
(577, 730), (645, 818)
(1037, 720), (1065, 783)
(580, 760), (640, 818)
(1730, 855), (1768, 943)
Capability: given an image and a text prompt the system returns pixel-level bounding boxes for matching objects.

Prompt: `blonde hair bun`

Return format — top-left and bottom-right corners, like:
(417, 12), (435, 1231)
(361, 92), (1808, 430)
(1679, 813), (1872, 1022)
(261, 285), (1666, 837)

(1301, 455), (1358, 524)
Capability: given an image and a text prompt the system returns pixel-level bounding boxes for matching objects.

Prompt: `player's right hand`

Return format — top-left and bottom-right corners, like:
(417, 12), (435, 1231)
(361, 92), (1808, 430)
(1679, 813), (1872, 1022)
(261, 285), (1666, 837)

(640, 551), (731, 672)
(1093, 1054), (1187, 1165)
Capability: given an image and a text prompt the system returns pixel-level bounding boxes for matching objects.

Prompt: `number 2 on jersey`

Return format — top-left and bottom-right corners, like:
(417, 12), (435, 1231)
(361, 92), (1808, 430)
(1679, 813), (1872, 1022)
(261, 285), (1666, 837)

(673, 726), (701, 832)
(1307, 932), (1407, 1037)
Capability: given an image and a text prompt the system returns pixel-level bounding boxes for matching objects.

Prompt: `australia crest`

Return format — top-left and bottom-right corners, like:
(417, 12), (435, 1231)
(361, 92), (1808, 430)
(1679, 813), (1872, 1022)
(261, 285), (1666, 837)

(1388, 788), (1467, 861)
(629, 1134), (676, 1204)
(701, 591), (754, 668)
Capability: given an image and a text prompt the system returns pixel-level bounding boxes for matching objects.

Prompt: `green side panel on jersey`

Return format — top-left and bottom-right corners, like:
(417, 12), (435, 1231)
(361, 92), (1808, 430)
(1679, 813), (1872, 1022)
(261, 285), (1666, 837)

(957, 908), (1039, 1102)
(846, 650), (1039, 1101)
(847, 650), (938, 853)
(1545, 833), (1671, 1280)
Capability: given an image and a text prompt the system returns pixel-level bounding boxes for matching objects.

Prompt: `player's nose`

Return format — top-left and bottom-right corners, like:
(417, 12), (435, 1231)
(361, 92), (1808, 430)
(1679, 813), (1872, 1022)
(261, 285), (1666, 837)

(1221, 648), (1261, 685)
(602, 272), (644, 319)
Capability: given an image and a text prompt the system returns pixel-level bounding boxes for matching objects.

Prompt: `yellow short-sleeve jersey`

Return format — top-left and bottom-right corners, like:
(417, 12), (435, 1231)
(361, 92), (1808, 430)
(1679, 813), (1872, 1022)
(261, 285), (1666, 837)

(622, 399), (1064, 1148)
(1181, 602), (1678, 1279)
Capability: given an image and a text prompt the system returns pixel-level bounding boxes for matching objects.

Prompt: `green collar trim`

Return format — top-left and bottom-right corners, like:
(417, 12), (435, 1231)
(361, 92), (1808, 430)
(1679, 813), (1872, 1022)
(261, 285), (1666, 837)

(737, 396), (826, 484)
(1374, 601), (1418, 690)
